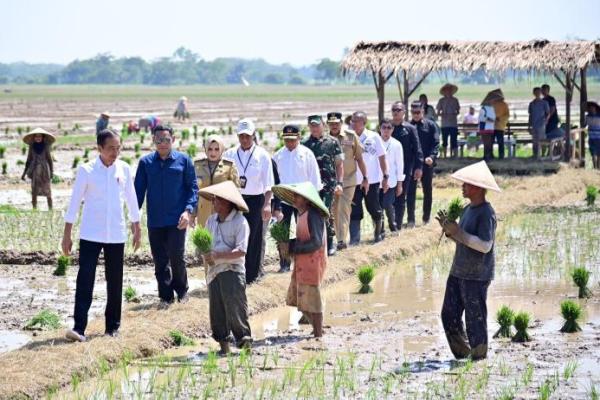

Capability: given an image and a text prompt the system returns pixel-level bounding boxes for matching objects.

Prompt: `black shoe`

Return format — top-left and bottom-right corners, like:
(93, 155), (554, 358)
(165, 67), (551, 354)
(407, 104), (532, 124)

(327, 237), (336, 256)
(178, 293), (189, 304)
(158, 299), (174, 309)
(373, 219), (383, 243)
(105, 330), (119, 338)
(337, 241), (347, 251)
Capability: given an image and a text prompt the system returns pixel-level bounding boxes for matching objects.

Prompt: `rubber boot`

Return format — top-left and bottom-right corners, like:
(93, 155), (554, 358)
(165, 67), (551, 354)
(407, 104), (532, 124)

(327, 236), (336, 256)
(349, 219), (361, 246)
(219, 341), (231, 356)
(373, 219), (383, 243)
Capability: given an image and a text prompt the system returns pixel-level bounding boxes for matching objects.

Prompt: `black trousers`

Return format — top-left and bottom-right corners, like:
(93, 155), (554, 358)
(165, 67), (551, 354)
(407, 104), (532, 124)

(73, 239), (124, 335)
(209, 271), (252, 345)
(493, 130), (505, 159)
(395, 171), (416, 227)
(148, 226), (188, 302)
(379, 188), (397, 231)
(441, 275), (490, 360)
(419, 165), (434, 223)
(351, 182), (382, 223)
(242, 194), (265, 284)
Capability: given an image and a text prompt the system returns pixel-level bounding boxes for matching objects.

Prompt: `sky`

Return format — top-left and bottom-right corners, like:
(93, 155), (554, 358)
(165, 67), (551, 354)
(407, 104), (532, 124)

(1, 0), (598, 66)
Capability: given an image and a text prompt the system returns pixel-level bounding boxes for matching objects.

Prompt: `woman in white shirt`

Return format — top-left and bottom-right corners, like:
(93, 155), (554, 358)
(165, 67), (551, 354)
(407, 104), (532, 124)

(62, 129), (141, 342)
(479, 99), (496, 161)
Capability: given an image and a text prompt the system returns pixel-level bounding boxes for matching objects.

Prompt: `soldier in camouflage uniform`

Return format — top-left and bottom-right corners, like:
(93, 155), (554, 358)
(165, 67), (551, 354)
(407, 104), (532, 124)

(302, 115), (344, 256)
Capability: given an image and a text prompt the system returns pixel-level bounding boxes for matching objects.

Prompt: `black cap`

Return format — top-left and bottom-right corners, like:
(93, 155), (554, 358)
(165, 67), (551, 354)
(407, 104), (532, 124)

(308, 115), (323, 125)
(281, 124), (300, 139)
(410, 101), (423, 110)
(326, 112), (342, 123)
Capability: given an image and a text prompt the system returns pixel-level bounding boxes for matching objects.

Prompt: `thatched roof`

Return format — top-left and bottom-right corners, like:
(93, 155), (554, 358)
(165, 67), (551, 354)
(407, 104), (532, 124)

(341, 40), (600, 76)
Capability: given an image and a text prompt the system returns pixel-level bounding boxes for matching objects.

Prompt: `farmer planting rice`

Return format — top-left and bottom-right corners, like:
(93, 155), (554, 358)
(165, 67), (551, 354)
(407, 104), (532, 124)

(273, 181), (329, 338)
(21, 128), (55, 210)
(62, 129), (141, 342)
(201, 181), (252, 354)
(437, 160), (500, 360)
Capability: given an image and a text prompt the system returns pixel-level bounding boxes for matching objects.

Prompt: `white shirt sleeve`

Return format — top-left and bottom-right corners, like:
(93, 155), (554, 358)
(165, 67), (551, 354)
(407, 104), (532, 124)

(262, 149), (274, 191)
(64, 165), (87, 224)
(124, 165), (141, 223)
(236, 216), (250, 253)
(306, 150), (322, 190)
(395, 141), (405, 182)
(374, 134), (386, 157)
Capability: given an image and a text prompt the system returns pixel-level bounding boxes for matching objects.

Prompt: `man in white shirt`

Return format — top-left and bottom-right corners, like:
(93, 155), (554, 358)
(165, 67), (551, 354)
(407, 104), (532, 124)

(62, 129), (141, 342)
(272, 124), (321, 271)
(378, 118), (405, 234)
(349, 111), (389, 244)
(223, 118), (274, 283)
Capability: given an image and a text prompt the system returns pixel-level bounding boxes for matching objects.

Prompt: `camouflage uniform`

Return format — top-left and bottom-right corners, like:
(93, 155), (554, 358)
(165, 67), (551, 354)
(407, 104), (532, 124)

(302, 134), (343, 241)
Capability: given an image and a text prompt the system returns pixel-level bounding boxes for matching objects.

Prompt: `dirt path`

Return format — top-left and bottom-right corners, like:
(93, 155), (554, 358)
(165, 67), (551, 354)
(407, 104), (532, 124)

(0, 168), (598, 399)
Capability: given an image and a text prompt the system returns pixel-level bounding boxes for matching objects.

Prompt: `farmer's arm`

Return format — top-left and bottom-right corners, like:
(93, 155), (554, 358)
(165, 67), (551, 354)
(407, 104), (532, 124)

(446, 213), (495, 253)
(62, 166), (87, 254)
(46, 148), (54, 177)
(290, 208), (324, 254)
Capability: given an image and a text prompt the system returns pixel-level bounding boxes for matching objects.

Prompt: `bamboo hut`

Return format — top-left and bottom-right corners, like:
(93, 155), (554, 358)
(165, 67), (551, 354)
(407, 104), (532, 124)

(341, 40), (600, 162)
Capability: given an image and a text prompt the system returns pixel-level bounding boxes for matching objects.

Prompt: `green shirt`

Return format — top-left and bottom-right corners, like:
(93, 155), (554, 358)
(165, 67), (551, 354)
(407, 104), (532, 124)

(302, 134), (343, 192)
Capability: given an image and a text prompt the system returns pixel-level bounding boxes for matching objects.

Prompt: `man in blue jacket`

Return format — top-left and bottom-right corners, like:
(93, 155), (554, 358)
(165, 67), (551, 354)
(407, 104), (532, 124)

(135, 125), (198, 305)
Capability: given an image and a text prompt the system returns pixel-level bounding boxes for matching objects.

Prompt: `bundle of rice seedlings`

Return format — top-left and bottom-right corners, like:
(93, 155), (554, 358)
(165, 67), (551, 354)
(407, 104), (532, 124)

(134, 143), (141, 153)
(24, 309), (61, 331)
(191, 227), (212, 254)
(438, 197), (465, 243)
(586, 185), (598, 207)
(21, 145), (26, 155)
(121, 156), (132, 165)
(269, 221), (290, 243)
(53, 255), (70, 276)
(511, 311), (532, 342)
(357, 264), (375, 294)
(72, 156), (81, 169)
(187, 143), (197, 158)
(572, 267), (592, 298)
(0, 145), (6, 158)
(560, 300), (583, 333)
(124, 286), (140, 303)
(169, 330), (195, 346)
(493, 305), (514, 338)
(1, 161), (6, 175)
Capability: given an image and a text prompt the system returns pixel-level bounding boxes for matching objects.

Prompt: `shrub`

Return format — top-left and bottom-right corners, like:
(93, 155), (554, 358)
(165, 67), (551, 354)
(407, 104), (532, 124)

(560, 300), (582, 333)
(53, 255), (70, 276)
(572, 267), (592, 298)
(269, 221), (290, 243)
(169, 330), (195, 346)
(586, 185), (598, 207)
(25, 310), (61, 330)
(493, 305), (514, 338)
(191, 227), (212, 254)
(357, 264), (375, 294)
(512, 311), (531, 342)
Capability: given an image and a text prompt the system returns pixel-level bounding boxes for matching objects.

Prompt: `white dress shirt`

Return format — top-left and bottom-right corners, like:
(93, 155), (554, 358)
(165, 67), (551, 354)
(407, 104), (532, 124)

(223, 144), (274, 196)
(65, 157), (140, 244)
(272, 144), (322, 190)
(355, 129), (386, 184)
(382, 137), (405, 189)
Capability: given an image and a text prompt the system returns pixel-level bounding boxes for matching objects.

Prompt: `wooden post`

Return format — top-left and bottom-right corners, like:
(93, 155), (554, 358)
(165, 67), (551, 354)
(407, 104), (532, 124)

(579, 65), (588, 167)
(564, 72), (573, 162)
(373, 69), (394, 124)
(403, 70), (410, 121)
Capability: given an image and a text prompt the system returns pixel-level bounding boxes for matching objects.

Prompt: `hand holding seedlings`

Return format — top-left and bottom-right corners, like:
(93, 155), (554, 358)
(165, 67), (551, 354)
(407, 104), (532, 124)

(436, 198), (464, 244)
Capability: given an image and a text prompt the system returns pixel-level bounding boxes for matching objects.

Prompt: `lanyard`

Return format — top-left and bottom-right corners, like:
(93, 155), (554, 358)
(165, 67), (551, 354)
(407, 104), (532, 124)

(208, 162), (219, 185)
(236, 146), (256, 176)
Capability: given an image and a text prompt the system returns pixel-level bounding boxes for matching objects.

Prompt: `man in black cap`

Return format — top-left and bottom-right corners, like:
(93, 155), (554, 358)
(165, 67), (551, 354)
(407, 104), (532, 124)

(302, 115), (344, 256)
(409, 101), (440, 225)
(391, 101), (423, 229)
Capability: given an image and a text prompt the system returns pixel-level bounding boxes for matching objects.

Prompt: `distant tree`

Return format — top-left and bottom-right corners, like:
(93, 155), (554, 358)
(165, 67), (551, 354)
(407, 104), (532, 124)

(315, 58), (340, 82)
(288, 75), (306, 85)
(264, 73), (285, 84)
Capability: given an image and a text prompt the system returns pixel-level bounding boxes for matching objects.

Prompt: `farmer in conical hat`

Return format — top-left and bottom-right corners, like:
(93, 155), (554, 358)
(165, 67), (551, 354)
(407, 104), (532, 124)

(96, 111), (110, 135)
(273, 181), (329, 338)
(21, 128), (55, 209)
(436, 160), (500, 360)
(436, 83), (461, 158)
(200, 180), (252, 354)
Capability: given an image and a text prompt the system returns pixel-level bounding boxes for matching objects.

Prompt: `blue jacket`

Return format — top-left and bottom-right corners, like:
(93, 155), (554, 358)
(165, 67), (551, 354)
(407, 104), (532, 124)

(134, 150), (198, 228)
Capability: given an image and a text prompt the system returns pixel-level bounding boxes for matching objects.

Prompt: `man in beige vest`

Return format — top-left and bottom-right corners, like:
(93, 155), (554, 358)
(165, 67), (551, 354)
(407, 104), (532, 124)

(327, 112), (368, 250)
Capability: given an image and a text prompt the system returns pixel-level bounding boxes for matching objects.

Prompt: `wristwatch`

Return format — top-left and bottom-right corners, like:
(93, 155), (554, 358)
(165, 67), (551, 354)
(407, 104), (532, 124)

(383, 174), (389, 180)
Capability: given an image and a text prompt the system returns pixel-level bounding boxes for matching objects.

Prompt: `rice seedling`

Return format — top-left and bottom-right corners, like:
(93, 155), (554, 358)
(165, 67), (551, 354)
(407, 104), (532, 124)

(16, 159), (24, 166)
(258, 128), (265, 140)
(494, 305), (515, 338)
(1, 161), (6, 175)
(140, 133), (146, 144)
(560, 300), (583, 333)
(202, 128), (208, 138)
(586, 185), (598, 207)
(438, 197), (465, 243)
(588, 381), (599, 400)
(357, 264), (375, 294)
(134, 143), (141, 153)
(4, 127), (8, 135)
(24, 309), (61, 330)
(511, 311), (531, 342)
(227, 125), (233, 135)
(21, 145), (27, 155)
(51, 175), (62, 184)
(17, 126), (23, 135)
(83, 148), (90, 159)
(124, 285), (139, 303)
(191, 227), (212, 254)
(72, 156), (81, 169)
(522, 363), (534, 386)
(57, 122), (61, 130)
(269, 221), (290, 243)
(169, 330), (195, 346)
(0, 145), (6, 158)
(187, 143), (197, 158)
(538, 371), (559, 400)
(135, 151), (141, 159)
(181, 129), (190, 141)
(121, 156), (132, 165)
(562, 360), (578, 380)
(53, 254), (70, 276)
(572, 267), (592, 298)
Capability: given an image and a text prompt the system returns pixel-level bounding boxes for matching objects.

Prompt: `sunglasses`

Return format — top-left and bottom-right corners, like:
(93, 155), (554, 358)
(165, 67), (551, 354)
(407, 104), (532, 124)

(380, 125), (393, 130)
(391, 108), (404, 112)
(154, 136), (173, 144)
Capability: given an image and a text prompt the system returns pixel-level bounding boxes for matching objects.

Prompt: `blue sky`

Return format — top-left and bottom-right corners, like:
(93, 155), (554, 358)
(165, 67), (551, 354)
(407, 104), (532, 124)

(1, 0), (598, 65)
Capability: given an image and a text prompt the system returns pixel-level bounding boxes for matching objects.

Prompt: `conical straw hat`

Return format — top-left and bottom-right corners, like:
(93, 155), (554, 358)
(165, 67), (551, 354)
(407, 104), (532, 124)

(22, 127), (56, 145)
(198, 181), (249, 213)
(272, 182), (329, 217)
(439, 83), (458, 96)
(482, 88), (505, 104)
(451, 161), (501, 192)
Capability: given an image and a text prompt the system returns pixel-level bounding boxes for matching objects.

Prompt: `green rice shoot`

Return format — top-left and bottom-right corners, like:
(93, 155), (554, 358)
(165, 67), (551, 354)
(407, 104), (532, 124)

(53, 255), (71, 276)
(560, 300), (583, 333)
(191, 227), (213, 254)
(124, 286), (139, 303)
(493, 305), (514, 338)
(571, 267), (592, 299)
(357, 264), (375, 294)
(269, 221), (290, 243)
(586, 185), (598, 207)
(512, 311), (532, 342)
(169, 330), (195, 346)
(24, 309), (61, 331)
(447, 197), (465, 222)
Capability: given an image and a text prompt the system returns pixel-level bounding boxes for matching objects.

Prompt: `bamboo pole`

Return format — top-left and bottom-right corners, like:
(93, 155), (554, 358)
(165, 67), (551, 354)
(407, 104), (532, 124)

(580, 65), (588, 167)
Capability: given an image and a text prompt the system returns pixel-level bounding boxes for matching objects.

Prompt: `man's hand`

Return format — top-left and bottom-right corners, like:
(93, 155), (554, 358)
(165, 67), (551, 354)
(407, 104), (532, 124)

(262, 205), (272, 222)
(442, 221), (459, 237)
(435, 210), (448, 228)
(395, 183), (403, 197)
(425, 157), (433, 166)
(21, 174), (26, 181)
(189, 215), (197, 229)
(334, 184), (343, 197)
(131, 222), (141, 251)
(414, 168), (423, 181)
(204, 251), (216, 266)
(361, 178), (369, 193)
(61, 235), (72, 256)
(272, 209), (283, 222)
(382, 178), (389, 193)
(177, 210), (191, 230)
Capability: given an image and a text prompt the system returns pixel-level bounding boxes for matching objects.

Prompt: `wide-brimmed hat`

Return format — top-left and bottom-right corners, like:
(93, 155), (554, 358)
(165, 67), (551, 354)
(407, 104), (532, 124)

(482, 88), (505, 104)
(451, 161), (501, 192)
(272, 182), (330, 217)
(198, 181), (249, 213)
(100, 111), (110, 118)
(180, 96), (188, 101)
(22, 127), (56, 145)
(439, 83), (458, 96)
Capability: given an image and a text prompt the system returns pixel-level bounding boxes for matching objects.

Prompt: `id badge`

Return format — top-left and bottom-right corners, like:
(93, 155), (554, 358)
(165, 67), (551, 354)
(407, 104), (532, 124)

(240, 176), (247, 189)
